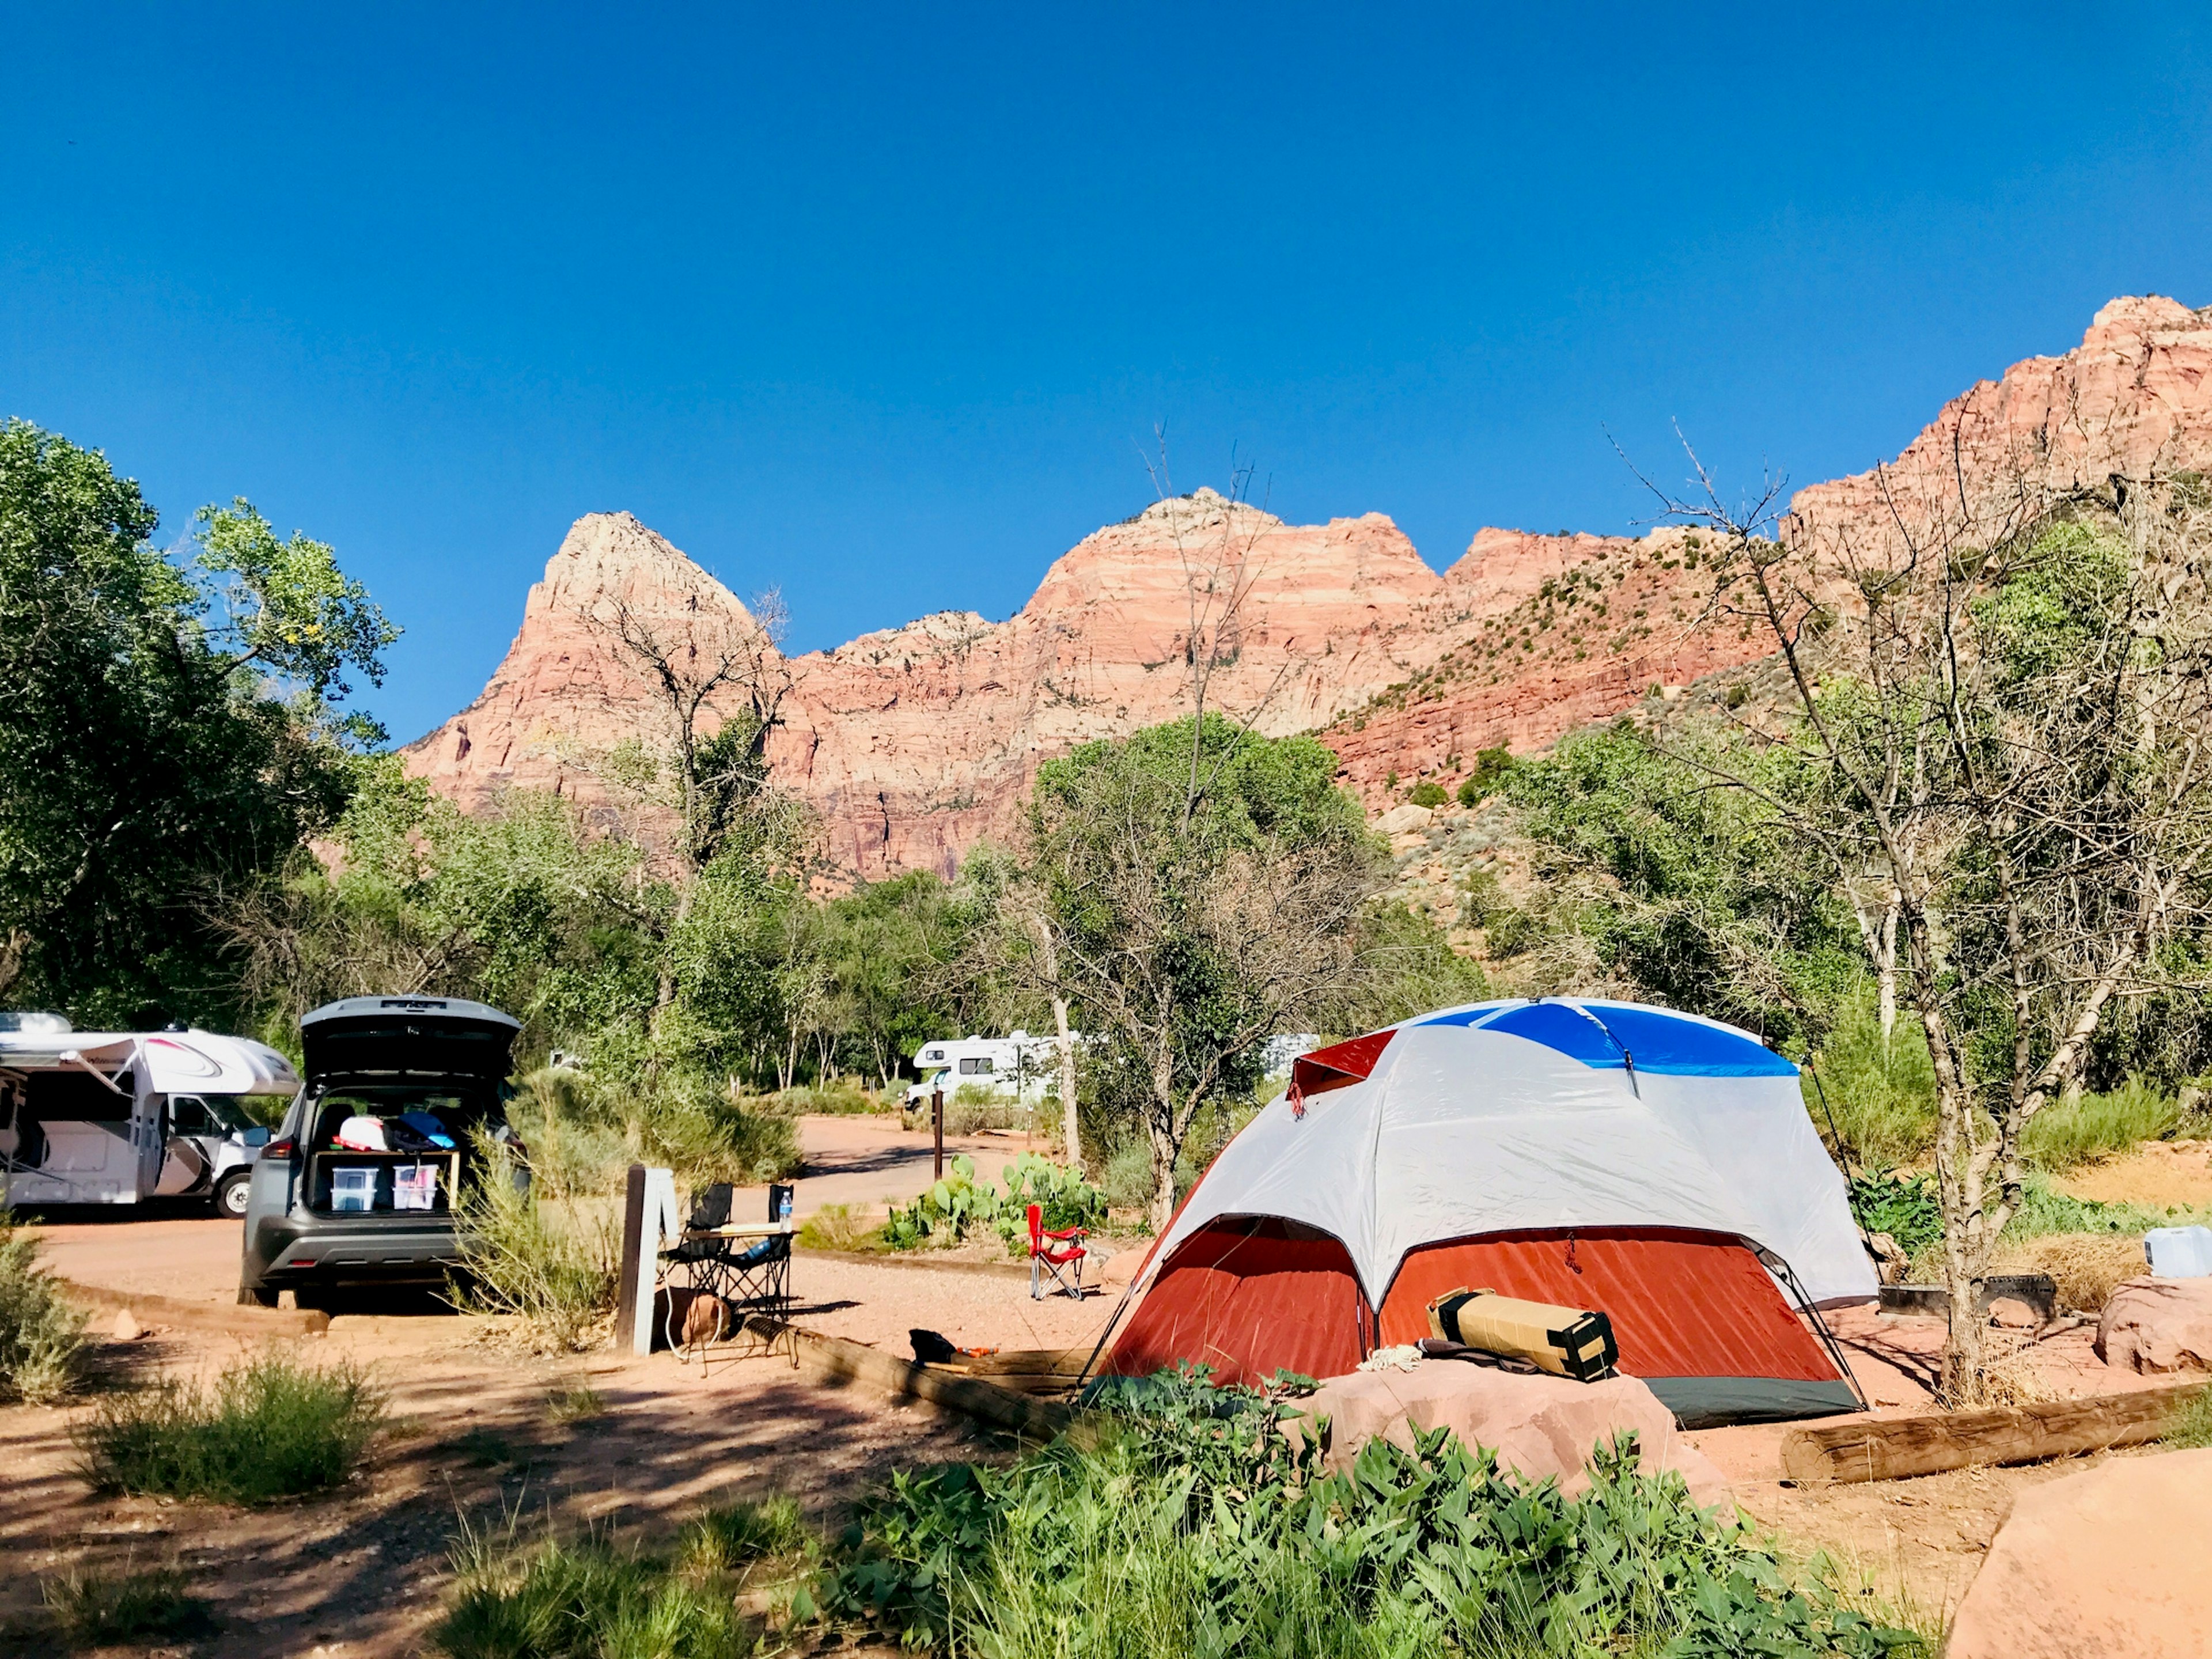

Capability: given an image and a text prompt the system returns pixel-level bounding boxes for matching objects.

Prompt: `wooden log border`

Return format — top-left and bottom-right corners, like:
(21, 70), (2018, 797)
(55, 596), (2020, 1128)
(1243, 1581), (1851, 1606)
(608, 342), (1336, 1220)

(1780, 1381), (2212, 1484)
(743, 1316), (1081, 1442)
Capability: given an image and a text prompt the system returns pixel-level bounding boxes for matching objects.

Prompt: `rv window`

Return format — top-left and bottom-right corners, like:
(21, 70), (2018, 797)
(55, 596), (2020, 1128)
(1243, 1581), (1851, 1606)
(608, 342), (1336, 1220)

(24, 1070), (128, 1123)
(957, 1057), (993, 1075)
(168, 1095), (217, 1135)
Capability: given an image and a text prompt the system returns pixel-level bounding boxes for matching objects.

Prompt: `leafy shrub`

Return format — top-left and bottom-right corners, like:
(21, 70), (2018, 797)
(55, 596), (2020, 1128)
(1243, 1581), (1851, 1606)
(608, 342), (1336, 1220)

(449, 1134), (617, 1351)
(506, 1067), (629, 1200)
(827, 1369), (1922, 1656)
(1407, 779), (1448, 808)
(435, 1499), (816, 1659)
(0, 1211), (85, 1403)
(41, 1564), (217, 1645)
(2024, 1078), (2192, 1170)
(1848, 1169), (1943, 1257)
(76, 1351), (384, 1503)
(1455, 745), (1515, 807)
(878, 1153), (1107, 1256)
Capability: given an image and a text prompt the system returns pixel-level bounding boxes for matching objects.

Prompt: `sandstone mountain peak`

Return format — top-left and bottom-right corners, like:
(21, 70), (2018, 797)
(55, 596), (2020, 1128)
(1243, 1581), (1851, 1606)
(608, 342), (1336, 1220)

(406, 296), (2212, 880)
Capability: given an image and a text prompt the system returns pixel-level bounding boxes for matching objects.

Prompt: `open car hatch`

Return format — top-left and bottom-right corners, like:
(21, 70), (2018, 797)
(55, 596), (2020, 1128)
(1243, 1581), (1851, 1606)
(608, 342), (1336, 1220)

(298, 997), (521, 1082)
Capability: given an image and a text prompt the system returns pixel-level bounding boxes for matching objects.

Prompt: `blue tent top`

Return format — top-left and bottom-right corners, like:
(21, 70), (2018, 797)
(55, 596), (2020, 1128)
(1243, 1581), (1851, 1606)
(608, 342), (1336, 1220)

(1411, 999), (1798, 1078)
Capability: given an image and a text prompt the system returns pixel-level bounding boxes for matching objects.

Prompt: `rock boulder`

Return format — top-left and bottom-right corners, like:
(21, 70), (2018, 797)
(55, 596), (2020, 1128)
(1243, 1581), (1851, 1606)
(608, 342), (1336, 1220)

(1281, 1360), (1729, 1508)
(1946, 1446), (2212, 1659)
(2096, 1276), (2212, 1373)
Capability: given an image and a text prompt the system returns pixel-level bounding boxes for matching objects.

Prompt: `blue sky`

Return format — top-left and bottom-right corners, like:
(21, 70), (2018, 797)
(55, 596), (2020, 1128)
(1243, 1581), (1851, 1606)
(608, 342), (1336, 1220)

(6, 4), (2209, 744)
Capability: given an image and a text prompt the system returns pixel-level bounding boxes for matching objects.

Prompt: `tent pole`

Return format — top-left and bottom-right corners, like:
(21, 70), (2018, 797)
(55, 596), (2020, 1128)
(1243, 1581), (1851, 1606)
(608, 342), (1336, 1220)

(1763, 1247), (1868, 1414)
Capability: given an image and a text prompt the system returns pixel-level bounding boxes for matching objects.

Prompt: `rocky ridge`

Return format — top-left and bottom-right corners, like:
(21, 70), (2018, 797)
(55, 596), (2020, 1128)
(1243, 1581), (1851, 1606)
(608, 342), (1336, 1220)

(406, 297), (2212, 877)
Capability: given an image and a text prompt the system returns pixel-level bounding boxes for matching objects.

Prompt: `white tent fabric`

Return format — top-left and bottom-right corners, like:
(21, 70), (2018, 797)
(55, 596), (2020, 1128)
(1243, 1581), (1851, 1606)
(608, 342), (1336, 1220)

(1143, 1018), (1878, 1308)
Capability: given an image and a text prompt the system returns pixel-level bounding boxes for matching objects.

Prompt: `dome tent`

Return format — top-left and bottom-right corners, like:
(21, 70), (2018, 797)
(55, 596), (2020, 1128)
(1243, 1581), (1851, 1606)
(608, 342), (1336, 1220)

(1104, 998), (1876, 1427)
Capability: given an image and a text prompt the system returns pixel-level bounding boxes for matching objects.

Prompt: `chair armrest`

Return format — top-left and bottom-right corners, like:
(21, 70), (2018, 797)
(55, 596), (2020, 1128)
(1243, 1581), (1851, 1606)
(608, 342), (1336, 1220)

(1042, 1225), (1088, 1241)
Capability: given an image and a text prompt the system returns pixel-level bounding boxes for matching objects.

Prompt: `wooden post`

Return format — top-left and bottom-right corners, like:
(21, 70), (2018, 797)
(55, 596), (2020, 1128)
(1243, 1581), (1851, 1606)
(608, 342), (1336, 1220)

(616, 1163), (647, 1353)
(932, 1086), (945, 1180)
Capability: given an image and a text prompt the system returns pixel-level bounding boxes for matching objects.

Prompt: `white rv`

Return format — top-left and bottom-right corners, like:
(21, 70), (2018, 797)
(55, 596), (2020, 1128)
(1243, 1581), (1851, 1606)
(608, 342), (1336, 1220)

(905, 1031), (1069, 1109)
(1, 1014), (300, 1216)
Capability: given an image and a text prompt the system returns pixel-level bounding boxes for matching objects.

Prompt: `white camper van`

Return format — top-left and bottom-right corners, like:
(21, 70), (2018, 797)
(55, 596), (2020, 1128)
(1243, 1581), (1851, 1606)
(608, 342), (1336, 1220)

(905, 1031), (1067, 1110)
(1, 1014), (300, 1216)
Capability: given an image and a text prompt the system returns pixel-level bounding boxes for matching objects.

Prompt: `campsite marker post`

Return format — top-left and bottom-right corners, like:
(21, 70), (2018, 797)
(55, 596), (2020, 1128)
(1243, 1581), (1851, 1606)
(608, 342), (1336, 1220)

(932, 1086), (945, 1180)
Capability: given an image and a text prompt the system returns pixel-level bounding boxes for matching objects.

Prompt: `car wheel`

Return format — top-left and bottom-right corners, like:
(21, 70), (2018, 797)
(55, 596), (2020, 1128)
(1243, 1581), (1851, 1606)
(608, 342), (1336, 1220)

(215, 1170), (253, 1219)
(237, 1283), (278, 1308)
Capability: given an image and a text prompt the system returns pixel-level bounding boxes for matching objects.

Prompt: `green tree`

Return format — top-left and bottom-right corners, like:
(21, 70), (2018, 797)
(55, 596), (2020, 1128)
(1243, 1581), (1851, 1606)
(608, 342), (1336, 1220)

(1501, 718), (1858, 1055)
(0, 421), (388, 1023)
(1027, 715), (1387, 1226)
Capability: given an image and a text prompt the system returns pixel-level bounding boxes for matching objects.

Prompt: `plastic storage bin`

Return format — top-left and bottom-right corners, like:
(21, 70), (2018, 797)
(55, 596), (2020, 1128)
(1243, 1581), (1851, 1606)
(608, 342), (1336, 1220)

(2145, 1225), (2212, 1278)
(330, 1166), (378, 1213)
(393, 1164), (440, 1211)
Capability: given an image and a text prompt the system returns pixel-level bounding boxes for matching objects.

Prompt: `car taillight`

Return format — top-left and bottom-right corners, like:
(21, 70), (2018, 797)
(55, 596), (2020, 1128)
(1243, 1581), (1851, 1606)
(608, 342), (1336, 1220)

(261, 1137), (294, 1161)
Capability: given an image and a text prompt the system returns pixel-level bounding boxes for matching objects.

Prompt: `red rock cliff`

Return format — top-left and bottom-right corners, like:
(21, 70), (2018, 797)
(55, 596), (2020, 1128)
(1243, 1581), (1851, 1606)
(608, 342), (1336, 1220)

(408, 296), (2212, 865)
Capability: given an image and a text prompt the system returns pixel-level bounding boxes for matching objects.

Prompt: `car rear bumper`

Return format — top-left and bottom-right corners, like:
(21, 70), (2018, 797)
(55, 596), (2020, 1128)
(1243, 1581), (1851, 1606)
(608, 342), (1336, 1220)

(245, 1221), (463, 1286)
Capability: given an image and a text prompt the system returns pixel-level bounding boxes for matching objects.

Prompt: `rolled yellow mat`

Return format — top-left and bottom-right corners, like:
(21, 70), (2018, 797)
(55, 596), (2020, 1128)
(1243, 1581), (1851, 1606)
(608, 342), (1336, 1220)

(1426, 1286), (1619, 1382)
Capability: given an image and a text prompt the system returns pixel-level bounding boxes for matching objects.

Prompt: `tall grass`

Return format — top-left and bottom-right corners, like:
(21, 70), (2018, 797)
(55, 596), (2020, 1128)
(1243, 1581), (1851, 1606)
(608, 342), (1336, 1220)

(41, 1563), (217, 1645)
(433, 1497), (816, 1659)
(2023, 1078), (2195, 1170)
(450, 1132), (617, 1351)
(75, 1351), (384, 1503)
(2164, 1385), (2212, 1449)
(1803, 986), (1936, 1165)
(0, 1211), (85, 1403)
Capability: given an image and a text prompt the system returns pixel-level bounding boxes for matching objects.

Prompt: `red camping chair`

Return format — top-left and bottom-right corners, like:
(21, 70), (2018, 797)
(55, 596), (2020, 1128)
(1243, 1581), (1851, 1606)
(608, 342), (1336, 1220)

(1027, 1202), (1088, 1300)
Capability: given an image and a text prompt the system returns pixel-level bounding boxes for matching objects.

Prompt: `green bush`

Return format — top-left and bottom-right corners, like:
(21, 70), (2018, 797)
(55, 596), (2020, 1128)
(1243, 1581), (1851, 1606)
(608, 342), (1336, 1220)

(1100, 1138), (1155, 1211)
(827, 1369), (1922, 1656)
(448, 1132), (618, 1351)
(1848, 1169), (1943, 1257)
(1455, 745), (1516, 807)
(634, 1082), (802, 1189)
(2024, 1078), (2192, 1170)
(1407, 780), (1448, 808)
(0, 1212), (86, 1403)
(797, 1202), (885, 1252)
(878, 1153), (1107, 1256)
(75, 1351), (384, 1503)
(41, 1564), (217, 1645)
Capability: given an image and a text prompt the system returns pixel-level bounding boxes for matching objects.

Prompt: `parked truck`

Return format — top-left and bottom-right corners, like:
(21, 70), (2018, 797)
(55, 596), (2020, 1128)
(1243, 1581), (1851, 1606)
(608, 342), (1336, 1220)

(1, 1013), (300, 1216)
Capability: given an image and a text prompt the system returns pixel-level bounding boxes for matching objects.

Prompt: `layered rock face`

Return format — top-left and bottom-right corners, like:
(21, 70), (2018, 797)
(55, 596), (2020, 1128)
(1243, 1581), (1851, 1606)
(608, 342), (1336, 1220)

(1326, 294), (2212, 800)
(408, 296), (2212, 873)
(408, 492), (1475, 874)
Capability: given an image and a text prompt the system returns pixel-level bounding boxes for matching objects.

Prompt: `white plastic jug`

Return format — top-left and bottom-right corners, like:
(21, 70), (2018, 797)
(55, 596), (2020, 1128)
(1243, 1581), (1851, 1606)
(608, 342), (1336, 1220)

(2143, 1225), (2212, 1278)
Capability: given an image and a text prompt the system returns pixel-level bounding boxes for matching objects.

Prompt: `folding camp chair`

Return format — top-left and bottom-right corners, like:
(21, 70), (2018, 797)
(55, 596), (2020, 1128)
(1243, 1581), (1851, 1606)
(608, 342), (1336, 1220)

(661, 1182), (796, 1362)
(1027, 1202), (1088, 1300)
